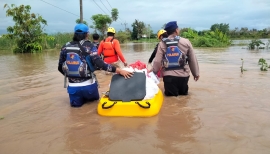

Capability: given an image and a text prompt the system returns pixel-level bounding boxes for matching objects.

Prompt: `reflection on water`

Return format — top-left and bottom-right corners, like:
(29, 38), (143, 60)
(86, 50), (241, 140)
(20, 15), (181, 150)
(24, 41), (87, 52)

(132, 43), (156, 52)
(0, 43), (270, 154)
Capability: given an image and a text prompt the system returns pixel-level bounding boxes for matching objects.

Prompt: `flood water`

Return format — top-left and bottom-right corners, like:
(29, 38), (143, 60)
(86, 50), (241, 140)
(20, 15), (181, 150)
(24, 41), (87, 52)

(0, 42), (270, 154)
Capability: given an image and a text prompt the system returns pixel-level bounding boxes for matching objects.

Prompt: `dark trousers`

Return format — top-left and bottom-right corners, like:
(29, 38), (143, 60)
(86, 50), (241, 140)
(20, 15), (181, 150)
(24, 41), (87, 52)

(163, 75), (190, 96)
(67, 82), (99, 107)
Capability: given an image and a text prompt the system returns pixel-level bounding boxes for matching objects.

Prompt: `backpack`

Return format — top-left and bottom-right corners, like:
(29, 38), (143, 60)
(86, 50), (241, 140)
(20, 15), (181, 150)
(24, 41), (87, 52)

(93, 42), (99, 49)
(62, 40), (92, 78)
(102, 37), (117, 57)
(162, 37), (187, 70)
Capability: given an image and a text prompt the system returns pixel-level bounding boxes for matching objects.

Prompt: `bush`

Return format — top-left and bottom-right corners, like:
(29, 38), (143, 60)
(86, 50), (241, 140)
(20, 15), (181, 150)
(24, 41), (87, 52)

(258, 58), (269, 71)
(115, 31), (131, 43)
(248, 39), (265, 49)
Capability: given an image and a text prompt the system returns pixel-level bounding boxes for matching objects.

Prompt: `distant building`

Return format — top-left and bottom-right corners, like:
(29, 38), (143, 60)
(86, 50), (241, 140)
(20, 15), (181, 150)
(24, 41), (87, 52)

(141, 34), (147, 38)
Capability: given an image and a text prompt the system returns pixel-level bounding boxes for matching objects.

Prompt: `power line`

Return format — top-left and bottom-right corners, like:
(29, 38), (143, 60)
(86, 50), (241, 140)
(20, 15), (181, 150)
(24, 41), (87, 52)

(92, 0), (124, 24)
(40, 0), (93, 25)
(105, 0), (113, 9)
(119, 17), (125, 23)
(41, 0), (125, 25)
(40, 0), (80, 18)
(121, 21), (128, 30)
(101, 0), (125, 23)
(92, 0), (108, 15)
(100, 0), (111, 14)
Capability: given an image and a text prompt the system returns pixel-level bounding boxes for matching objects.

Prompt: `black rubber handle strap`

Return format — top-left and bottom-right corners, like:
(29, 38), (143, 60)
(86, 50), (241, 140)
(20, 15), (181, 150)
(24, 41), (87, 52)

(102, 101), (117, 109)
(135, 101), (151, 109)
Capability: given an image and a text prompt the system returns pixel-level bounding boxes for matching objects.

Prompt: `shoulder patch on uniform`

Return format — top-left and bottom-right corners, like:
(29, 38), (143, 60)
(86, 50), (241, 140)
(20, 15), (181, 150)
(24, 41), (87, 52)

(175, 36), (180, 39)
(162, 38), (168, 42)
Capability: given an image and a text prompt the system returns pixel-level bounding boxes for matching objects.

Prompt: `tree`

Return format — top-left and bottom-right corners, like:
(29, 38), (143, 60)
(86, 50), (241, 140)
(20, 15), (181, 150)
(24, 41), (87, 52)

(240, 27), (249, 37)
(111, 8), (118, 22)
(3, 4), (51, 53)
(115, 31), (131, 43)
(90, 8), (119, 37)
(229, 27), (239, 38)
(210, 23), (229, 34)
(131, 26), (138, 40)
(180, 27), (190, 35)
(181, 28), (198, 39)
(131, 19), (145, 39)
(75, 19), (88, 26)
(143, 24), (153, 38)
(125, 28), (132, 34)
(91, 14), (112, 37)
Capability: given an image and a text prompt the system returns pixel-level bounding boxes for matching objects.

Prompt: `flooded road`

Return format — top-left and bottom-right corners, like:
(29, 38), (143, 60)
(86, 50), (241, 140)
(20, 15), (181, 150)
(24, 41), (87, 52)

(0, 43), (270, 154)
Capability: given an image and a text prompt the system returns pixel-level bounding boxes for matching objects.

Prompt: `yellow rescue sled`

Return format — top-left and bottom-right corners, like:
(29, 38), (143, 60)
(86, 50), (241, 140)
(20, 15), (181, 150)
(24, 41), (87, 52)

(97, 89), (164, 117)
(97, 72), (163, 117)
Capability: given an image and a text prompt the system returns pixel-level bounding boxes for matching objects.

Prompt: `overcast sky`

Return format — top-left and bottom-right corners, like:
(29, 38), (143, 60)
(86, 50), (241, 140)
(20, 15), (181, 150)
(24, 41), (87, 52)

(0, 0), (270, 35)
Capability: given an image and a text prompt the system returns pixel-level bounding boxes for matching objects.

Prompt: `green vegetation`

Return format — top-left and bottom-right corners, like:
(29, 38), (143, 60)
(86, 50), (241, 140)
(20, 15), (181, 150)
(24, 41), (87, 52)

(111, 8), (119, 21)
(0, 32), (73, 50)
(45, 32), (73, 49)
(90, 8), (119, 38)
(0, 116), (4, 120)
(229, 27), (270, 39)
(258, 58), (269, 71)
(114, 31), (131, 43)
(180, 28), (231, 47)
(131, 19), (146, 40)
(75, 19), (88, 26)
(3, 4), (53, 53)
(211, 23), (230, 34)
(0, 36), (13, 50)
(248, 39), (265, 49)
(1, 4), (270, 52)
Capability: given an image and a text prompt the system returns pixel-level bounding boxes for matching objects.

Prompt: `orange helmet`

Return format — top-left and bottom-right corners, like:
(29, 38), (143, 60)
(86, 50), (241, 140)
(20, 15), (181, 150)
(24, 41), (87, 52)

(157, 29), (167, 39)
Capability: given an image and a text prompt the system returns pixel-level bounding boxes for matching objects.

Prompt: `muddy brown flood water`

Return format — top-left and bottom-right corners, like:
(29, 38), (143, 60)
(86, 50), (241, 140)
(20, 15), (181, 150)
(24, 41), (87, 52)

(0, 42), (270, 154)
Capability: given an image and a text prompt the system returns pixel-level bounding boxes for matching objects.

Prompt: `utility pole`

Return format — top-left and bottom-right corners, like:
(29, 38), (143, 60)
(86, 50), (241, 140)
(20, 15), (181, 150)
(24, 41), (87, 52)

(80, 0), (83, 23)
(121, 21), (128, 30)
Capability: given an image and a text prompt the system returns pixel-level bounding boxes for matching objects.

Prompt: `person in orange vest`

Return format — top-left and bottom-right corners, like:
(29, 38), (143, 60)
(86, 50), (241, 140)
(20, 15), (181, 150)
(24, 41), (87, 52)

(98, 27), (128, 68)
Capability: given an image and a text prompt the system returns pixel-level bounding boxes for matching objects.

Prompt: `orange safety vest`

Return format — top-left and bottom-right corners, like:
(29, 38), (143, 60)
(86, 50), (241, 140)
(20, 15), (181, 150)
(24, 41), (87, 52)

(102, 38), (117, 57)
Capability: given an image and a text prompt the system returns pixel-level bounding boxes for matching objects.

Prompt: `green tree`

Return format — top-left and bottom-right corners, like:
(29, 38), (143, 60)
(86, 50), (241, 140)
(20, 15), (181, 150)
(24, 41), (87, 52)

(91, 14), (112, 37)
(125, 28), (132, 34)
(131, 26), (138, 40)
(131, 19), (145, 39)
(180, 27), (189, 34)
(181, 28), (198, 39)
(115, 31), (131, 43)
(75, 19), (88, 25)
(240, 27), (249, 37)
(111, 8), (118, 21)
(260, 28), (269, 38)
(143, 24), (153, 39)
(210, 23), (230, 34)
(229, 27), (239, 38)
(3, 4), (50, 53)
(90, 8), (119, 37)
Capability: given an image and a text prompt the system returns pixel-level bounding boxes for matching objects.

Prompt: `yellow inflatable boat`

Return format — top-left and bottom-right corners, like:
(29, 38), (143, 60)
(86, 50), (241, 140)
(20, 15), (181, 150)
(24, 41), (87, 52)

(97, 89), (164, 117)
